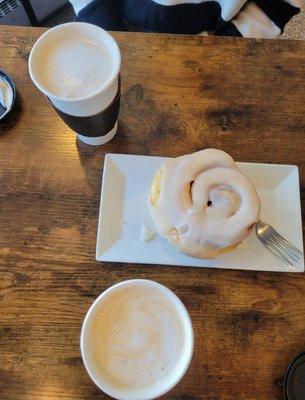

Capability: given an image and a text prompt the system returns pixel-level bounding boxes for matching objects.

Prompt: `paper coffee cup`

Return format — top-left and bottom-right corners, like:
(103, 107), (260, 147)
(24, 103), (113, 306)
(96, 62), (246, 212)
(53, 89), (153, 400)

(29, 22), (121, 146)
(81, 280), (194, 400)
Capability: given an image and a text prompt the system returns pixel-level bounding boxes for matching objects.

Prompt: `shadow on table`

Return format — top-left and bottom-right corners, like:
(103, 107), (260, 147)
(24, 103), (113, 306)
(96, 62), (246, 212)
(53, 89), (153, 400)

(75, 120), (131, 191)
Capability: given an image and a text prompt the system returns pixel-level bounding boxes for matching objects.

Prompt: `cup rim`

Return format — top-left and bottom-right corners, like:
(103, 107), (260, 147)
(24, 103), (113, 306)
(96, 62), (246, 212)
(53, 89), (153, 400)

(80, 279), (194, 400)
(28, 22), (121, 103)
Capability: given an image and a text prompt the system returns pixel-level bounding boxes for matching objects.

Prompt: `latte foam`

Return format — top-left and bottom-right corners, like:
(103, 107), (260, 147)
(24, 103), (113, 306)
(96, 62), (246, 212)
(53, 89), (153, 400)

(83, 281), (192, 399)
(36, 33), (112, 98)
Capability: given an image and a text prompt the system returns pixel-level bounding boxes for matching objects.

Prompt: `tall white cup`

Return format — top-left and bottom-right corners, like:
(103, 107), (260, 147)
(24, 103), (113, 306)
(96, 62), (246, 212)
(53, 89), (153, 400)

(29, 22), (121, 146)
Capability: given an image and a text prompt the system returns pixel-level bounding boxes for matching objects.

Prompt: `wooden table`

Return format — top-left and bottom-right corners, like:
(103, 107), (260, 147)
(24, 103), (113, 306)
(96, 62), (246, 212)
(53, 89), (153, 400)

(1, 25), (305, 400)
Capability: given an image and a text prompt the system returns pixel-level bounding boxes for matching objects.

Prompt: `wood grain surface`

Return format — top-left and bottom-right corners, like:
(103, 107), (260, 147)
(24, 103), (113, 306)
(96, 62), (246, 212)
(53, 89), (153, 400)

(1, 26), (305, 400)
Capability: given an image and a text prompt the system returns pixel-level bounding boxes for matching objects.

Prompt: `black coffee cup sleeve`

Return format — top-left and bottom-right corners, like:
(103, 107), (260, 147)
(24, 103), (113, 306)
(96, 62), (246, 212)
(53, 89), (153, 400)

(46, 81), (120, 138)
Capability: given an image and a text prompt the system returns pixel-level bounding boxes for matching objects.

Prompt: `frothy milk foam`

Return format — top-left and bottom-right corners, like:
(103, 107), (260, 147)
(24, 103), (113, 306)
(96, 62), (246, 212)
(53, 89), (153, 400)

(82, 281), (192, 399)
(36, 32), (112, 98)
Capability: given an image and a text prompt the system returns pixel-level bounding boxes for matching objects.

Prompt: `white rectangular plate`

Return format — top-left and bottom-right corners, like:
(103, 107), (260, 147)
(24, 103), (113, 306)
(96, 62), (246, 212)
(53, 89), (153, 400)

(96, 154), (304, 272)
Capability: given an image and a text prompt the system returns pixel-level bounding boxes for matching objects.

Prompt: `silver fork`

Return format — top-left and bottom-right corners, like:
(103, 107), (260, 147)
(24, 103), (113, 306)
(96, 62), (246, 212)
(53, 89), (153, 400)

(256, 220), (303, 267)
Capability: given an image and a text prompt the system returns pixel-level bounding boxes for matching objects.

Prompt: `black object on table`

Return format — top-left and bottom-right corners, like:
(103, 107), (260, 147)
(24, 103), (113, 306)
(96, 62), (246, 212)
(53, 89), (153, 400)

(284, 353), (305, 400)
(0, 70), (16, 121)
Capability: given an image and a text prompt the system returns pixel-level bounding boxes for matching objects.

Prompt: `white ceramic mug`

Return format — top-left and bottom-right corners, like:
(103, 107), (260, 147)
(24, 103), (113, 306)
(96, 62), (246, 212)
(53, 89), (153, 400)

(29, 22), (121, 146)
(81, 279), (194, 400)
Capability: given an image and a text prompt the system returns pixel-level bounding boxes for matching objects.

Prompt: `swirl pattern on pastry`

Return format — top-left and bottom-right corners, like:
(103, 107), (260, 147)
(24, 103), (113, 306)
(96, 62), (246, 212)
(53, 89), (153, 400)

(148, 149), (261, 259)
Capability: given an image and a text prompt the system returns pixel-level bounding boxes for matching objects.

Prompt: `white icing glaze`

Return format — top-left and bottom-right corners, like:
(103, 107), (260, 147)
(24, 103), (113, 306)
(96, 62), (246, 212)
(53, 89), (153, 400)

(148, 149), (261, 259)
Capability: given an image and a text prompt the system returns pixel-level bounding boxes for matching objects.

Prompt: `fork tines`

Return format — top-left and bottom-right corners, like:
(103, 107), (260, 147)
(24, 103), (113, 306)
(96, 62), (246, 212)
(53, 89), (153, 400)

(264, 226), (303, 266)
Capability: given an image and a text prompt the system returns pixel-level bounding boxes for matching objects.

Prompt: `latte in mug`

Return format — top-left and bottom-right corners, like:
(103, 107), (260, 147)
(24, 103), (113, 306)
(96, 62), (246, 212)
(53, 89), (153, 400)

(81, 280), (194, 400)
